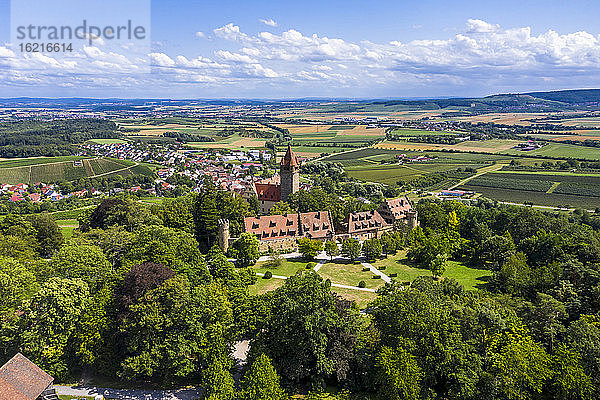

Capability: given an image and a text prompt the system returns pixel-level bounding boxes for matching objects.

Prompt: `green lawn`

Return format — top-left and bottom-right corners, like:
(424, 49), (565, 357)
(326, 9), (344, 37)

(254, 258), (310, 276)
(317, 262), (384, 290)
(372, 251), (492, 290)
(328, 287), (377, 309)
(249, 276), (285, 295)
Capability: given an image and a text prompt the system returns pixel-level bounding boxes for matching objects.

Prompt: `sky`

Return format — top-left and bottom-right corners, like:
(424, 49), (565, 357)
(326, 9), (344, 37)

(1, 0), (600, 99)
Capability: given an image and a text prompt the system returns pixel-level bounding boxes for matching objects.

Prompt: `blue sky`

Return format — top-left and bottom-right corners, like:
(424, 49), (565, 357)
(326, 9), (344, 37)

(1, 0), (600, 98)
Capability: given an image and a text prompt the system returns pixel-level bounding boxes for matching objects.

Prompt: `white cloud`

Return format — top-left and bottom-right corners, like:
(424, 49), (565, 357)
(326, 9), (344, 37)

(5, 18), (600, 97)
(260, 18), (278, 27)
(195, 31), (206, 38)
(149, 52), (176, 67)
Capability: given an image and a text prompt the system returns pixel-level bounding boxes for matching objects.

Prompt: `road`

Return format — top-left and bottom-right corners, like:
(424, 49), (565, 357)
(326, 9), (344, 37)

(54, 385), (203, 400)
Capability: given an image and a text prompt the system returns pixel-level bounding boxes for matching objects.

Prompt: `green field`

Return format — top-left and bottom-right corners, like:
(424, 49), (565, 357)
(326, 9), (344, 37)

(318, 262), (384, 290)
(87, 138), (128, 144)
(503, 143), (600, 160)
(372, 252), (492, 290)
(460, 170), (600, 208)
(389, 128), (461, 136)
(0, 157), (139, 184)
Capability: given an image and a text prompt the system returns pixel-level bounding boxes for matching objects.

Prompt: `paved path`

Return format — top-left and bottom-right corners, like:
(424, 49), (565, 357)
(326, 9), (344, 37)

(256, 271), (376, 292)
(54, 385), (203, 400)
(313, 259), (326, 272)
(359, 258), (391, 283)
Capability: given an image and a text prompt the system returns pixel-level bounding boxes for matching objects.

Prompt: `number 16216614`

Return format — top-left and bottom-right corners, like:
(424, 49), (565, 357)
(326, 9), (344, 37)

(19, 43), (73, 52)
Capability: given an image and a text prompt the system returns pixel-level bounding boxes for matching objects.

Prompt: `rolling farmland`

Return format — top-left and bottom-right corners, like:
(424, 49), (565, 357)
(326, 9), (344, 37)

(0, 157), (138, 184)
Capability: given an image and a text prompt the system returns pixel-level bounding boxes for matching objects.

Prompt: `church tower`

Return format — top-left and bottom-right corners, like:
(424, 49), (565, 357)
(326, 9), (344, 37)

(280, 144), (299, 202)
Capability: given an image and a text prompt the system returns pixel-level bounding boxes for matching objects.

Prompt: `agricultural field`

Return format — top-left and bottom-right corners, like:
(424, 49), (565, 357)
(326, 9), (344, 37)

(0, 157), (140, 184)
(502, 142), (600, 160)
(459, 170), (600, 208)
(374, 139), (521, 153)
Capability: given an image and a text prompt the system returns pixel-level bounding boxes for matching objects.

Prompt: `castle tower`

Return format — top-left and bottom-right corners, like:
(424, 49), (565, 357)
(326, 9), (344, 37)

(406, 209), (419, 230)
(217, 219), (230, 252)
(280, 144), (299, 202)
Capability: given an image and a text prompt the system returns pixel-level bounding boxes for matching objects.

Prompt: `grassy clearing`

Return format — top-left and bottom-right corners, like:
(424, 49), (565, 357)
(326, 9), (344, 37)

(254, 258), (309, 276)
(372, 251), (492, 290)
(329, 287), (377, 308)
(317, 262), (384, 289)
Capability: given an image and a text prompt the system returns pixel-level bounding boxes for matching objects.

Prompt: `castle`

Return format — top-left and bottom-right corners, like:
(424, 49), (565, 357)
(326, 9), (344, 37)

(246, 144), (300, 214)
(219, 145), (419, 253)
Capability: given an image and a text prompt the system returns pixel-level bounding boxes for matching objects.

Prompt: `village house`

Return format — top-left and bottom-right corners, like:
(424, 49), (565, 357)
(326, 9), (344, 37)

(0, 353), (57, 400)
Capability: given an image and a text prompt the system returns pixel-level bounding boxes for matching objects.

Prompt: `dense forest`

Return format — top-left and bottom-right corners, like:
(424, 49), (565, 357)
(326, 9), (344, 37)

(1, 186), (600, 399)
(0, 119), (120, 157)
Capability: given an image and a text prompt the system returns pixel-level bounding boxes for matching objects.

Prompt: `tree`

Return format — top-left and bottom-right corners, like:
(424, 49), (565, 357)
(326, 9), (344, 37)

(252, 272), (362, 387)
(429, 253), (448, 278)
(124, 225), (211, 285)
(0, 257), (37, 315)
(232, 232), (261, 267)
(114, 262), (176, 315)
(342, 238), (361, 262)
(51, 240), (112, 291)
(240, 354), (286, 400)
(478, 232), (515, 270)
(160, 195), (195, 233)
(325, 240), (340, 261)
(15, 278), (90, 379)
(552, 343), (593, 400)
(203, 359), (236, 400)
(118, 277), (234, 384)
(488, 330), (553, 400)
(375, 346), (421, 400)
(28, 213), (63, 257)
(87, 197), (159, 232)
(362, 238), (382, 261)
(269, 201), (293, 216)
(298, 238), (323, 261)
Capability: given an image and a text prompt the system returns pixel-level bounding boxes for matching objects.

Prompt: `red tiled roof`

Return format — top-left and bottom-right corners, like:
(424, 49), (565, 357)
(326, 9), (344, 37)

(280, 145), (299, 168)
(0, 353), (53, 400)
(299, 211), (334, 239)
(347, 210), (389, 234)
(255, 183), (281, 202)
(379, 197), (413, 220)
(245, 214), (299, 240)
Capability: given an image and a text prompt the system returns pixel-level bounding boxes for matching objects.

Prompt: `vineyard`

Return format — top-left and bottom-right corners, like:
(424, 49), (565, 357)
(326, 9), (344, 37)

(0, 158), (135, 184)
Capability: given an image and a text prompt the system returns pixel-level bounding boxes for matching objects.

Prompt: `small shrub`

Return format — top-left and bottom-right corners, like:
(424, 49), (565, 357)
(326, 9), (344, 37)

(362, 267), (370, 272)
(378, 266), (386, 270)
(389, 272), (398, 277)
(358, 280), (366, 288)
(306, 262), (316, 269)
(263, 271), (272, 279)
(372, 275), (381, 280)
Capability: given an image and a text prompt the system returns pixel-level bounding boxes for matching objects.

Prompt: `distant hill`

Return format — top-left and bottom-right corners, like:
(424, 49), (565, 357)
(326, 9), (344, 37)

(523, 89), (600, 104)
